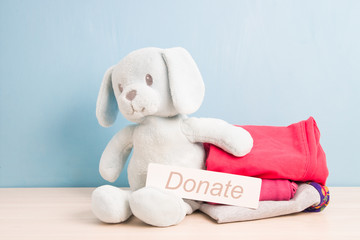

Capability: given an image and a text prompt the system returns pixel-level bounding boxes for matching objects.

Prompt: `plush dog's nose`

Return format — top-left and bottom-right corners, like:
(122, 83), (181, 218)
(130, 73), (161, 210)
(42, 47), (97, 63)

(126, 90), (137, 101)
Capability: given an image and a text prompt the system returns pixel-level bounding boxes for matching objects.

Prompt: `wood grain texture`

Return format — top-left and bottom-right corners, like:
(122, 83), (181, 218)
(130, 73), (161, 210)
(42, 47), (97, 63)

(0, 187), (359, 240)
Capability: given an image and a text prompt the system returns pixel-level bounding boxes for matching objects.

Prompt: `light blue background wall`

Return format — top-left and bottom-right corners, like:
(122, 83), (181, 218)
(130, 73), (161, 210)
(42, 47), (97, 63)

(0, 0), (359, 187)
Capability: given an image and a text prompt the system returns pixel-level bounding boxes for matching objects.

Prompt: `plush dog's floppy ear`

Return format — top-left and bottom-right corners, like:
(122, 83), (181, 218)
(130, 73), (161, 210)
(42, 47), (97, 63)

(162, 47), (205, 114)
(96, 66), (118, 127)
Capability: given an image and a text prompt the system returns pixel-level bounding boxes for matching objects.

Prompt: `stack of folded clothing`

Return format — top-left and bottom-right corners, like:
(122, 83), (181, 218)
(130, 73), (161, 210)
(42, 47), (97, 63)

(200, 117), (330, 223)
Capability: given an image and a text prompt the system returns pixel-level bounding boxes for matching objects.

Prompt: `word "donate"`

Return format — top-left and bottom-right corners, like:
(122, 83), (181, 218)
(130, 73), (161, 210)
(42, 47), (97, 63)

(165, 171), (244, 199)
(146, 163), (261, 208)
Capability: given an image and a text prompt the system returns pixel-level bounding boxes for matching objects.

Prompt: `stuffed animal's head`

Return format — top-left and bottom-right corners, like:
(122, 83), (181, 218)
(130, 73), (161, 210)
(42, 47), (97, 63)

(96, 47), (205, 126)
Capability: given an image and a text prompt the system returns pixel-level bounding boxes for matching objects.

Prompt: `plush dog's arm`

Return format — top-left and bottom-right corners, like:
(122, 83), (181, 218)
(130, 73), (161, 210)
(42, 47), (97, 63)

(99, 125), (135, 182)
(181, 118), (253, 157)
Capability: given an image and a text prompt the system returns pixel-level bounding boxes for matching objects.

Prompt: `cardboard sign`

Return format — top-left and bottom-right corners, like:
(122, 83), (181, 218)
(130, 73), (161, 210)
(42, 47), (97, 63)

(146, 163), (262, 209)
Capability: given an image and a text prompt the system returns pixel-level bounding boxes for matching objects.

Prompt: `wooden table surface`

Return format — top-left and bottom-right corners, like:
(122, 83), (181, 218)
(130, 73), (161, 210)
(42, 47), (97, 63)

(0, 187), (359, 240)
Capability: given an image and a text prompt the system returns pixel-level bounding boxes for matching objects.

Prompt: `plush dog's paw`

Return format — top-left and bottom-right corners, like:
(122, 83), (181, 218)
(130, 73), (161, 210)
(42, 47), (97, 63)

(129, 187), (188, 227)
(228, 126), (254, 157)
(91, 185), (132, 223)
(181, 117), (253, 157)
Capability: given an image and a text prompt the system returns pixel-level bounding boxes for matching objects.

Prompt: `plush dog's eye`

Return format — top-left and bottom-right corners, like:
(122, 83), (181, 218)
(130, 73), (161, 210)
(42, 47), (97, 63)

(146, 74), (153, 86)
(118, 84), (123, 93)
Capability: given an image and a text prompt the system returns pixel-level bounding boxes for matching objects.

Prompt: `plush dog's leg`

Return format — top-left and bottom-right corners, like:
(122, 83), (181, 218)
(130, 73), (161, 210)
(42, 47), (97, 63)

(91, 185), (132, 223)
(181, 117), (253, 157)
(129, 187), (198, 227)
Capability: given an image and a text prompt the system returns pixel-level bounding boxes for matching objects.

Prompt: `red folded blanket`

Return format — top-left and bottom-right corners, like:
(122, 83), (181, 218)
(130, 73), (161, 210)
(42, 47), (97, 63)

(204, 117), (328, 200)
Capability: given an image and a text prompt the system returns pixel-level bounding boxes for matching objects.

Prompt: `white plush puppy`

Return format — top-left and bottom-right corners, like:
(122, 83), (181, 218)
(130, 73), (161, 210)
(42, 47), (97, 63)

(92, 47), (253, 227)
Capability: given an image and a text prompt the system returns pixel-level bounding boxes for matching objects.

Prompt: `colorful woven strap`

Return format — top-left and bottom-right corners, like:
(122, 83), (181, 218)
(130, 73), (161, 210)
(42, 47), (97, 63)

(303, 182), (330, 212)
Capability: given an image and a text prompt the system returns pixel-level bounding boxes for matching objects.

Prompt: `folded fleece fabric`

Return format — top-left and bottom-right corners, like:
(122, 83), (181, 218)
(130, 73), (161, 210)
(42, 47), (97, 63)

(199, 182), (330, 223)
(204, 117), (329, 185)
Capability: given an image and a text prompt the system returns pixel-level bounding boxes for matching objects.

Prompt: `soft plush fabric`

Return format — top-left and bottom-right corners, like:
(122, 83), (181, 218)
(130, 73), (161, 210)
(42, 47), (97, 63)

(129, 187), (190, 227)
(91, 185), (132, 223)
(199, 183), (323, 223)
(92, 47), (253, 227)
(182, 117), (253, 157)
(162, 48), (205, 115)
(96, 66), (118, 127)
(205, 117), (329, 185)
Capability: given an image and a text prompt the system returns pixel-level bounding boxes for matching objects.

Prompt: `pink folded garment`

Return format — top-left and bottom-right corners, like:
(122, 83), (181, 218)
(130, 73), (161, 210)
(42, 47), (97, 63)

(205, 117), (328, 185)
(207, 179), (297, 203)
(260, 179), (298, 201)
